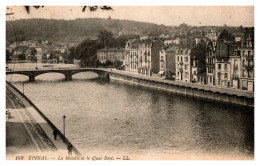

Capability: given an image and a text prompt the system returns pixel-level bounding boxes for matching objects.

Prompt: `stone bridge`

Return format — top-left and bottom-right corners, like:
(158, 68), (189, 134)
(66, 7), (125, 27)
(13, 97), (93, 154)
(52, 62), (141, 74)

(6, 68), (110, 81)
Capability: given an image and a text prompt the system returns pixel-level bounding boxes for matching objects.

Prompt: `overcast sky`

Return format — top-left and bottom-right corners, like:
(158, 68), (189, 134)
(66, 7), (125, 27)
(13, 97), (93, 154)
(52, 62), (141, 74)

(6, 6), (254, 27)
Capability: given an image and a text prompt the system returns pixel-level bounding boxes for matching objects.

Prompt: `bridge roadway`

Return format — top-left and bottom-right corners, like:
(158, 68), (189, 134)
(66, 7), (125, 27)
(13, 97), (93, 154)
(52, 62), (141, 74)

(6, 68), (254, 104)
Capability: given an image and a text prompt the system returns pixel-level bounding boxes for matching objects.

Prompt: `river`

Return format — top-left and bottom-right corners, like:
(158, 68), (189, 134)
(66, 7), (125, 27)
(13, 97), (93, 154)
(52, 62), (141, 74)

(6, 70), (254, 159)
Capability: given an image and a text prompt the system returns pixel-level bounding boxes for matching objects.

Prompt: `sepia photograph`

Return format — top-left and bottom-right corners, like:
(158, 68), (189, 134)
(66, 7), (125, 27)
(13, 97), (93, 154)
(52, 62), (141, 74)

(4, 5), (255, 161)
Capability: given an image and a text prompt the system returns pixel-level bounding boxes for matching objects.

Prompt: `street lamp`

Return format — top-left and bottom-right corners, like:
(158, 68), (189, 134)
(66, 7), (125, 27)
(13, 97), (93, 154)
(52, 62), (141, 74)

(22, 83), (24, 94)
(63, 115), (66, 136)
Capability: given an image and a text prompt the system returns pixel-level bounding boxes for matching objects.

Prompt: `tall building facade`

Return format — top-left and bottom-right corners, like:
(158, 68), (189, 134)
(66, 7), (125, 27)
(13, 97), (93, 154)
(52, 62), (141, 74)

(175, 48), (192, 82)
(125, 39), (163, 76)
(125, 39), (141, 73)
(215, 60), (231, 87)
(206, 41), (217, 85)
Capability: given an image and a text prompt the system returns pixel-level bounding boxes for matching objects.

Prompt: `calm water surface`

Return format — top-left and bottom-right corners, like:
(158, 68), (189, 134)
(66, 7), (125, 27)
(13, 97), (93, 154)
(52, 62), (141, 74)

(6, 72), (254, 159)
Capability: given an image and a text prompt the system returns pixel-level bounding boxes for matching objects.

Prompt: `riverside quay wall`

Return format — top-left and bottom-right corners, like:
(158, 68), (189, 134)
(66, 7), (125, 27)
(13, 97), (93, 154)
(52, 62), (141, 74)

(109, 71), (254, 107)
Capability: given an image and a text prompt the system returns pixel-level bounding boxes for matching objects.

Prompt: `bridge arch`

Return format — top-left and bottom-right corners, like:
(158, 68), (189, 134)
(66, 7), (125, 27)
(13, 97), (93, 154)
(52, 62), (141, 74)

(35, 72), (66, 81)
(6, 73), (29, 82)
(71, 71), (99, 80)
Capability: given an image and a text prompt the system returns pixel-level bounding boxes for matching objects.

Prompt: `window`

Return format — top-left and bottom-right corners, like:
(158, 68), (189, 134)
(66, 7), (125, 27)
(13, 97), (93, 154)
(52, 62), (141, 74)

(218, 64), (221, 69)
(177, 57), (179, 62)
(185, 57), (188, 62)
(234, 60), (237, 66)
(181, 57), (183, 62)
(224, 73), (228, 78)
(160, 63), (163, 68)
(184, 64), (188, 70)
(185, 72), (188, 78)
(237, 50), (240, 56)
(224, 64), (227, 70)
(243, 60), (245, 67)
(242, 70), (246, 77)
(208, 67), (213, 74)
(244, 51), (248, 57)
(217, 72), (221, 78)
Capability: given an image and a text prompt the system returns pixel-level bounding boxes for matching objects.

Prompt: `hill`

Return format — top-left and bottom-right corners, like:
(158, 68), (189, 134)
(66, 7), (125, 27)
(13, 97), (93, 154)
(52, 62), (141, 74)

(6, 18), (172, 44)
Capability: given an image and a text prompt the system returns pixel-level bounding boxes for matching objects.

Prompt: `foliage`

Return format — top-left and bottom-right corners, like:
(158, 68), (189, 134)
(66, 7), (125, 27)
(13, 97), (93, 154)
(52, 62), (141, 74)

(95, 59), (102, 67)
(29, 48), (37, 55)
(6, 18), (172, 44)
(6, 19), (251, 46)
(114, 60), (123, 68)
(18, 53), (25, 60)
(6, 50), (12, 63)
(191, 42), (207, 72)
(104, 60), (113, 66)
(74, 39), (101, 67)
(218, 29), (235, 42)
(97, 29), (114, 48)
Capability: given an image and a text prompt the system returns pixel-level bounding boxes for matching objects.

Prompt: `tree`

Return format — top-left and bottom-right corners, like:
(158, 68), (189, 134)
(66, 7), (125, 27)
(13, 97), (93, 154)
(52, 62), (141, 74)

(114, 60), (123, 69)
(18, 53), (25, 60)
(29, 48), (37, 61)
(6, 50), (12, 63)
(76, 39), (100, 67)
(191, 43), (207, 73)
(105, 59), (113, 66)
(218, 29), (235, 42)
(238, 25), (244, 33)
(95, 59), (102, 67)
(97, 29), (114, 47)
(179, 23), (188, 29)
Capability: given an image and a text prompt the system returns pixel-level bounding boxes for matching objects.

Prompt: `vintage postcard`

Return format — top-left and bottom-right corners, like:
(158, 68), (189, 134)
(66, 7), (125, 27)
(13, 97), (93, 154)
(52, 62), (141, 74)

(4, 5), (254, 161)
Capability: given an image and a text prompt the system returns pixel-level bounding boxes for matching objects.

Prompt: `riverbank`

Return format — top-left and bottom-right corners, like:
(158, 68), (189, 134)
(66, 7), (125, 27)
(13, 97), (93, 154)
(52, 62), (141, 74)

(6, 81), (81, 160)
(108, 69), (254, 107)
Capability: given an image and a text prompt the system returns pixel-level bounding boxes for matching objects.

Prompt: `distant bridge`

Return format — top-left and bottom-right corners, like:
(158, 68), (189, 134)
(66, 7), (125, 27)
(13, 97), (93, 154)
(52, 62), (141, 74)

(6, 68), (110, 81)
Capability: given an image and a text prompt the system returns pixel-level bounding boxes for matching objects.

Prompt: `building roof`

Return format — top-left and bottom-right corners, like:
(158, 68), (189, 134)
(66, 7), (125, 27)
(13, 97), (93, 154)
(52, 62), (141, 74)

(97, 47), (125, 52)
(233, 33), (244, 37)
(164, 45), (179, 52)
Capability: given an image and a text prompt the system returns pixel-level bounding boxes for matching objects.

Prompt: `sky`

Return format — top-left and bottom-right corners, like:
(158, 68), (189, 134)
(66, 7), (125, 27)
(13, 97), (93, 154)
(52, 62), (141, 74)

(6, 6), (254, 27)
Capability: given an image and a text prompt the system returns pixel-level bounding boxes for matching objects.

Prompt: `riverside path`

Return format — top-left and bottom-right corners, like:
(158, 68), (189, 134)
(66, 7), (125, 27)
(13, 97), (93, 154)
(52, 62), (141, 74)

(6, 82), (80, 160)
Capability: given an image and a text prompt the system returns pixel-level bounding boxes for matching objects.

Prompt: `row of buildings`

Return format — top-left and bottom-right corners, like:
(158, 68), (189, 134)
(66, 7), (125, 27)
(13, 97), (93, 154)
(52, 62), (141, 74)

(7, 40), (76, 63)
(206, 34), (254, 91)
(97, 29), (254, 92)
